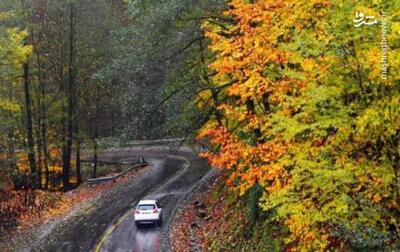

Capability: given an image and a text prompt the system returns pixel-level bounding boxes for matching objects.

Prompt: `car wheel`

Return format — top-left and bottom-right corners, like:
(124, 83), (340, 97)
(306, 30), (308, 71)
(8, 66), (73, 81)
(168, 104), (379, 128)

(135, 222), (140, 228)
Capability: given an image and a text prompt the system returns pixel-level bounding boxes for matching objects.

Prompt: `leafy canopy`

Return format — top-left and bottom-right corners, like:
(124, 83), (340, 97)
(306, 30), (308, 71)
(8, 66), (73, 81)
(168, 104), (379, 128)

(199, 0), (400, 250)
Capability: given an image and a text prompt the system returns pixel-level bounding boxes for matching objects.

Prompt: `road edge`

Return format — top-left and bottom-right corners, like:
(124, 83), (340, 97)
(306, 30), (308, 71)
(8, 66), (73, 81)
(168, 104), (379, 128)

(92, 154), (191, 252)
(165, 168), (220, 252)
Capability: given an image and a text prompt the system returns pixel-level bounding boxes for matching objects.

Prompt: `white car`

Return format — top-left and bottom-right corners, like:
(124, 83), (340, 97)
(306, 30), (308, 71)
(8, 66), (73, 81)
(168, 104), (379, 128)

(134, 200), (163, 227)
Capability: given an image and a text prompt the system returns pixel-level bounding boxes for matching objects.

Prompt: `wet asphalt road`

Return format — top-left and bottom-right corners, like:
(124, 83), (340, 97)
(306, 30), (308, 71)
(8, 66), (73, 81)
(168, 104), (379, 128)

(36, 147), (209, 252)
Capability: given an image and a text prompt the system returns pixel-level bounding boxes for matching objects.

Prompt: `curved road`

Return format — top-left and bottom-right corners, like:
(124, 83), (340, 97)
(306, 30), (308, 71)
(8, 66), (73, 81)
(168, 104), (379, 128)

(35, 147), (209, 252)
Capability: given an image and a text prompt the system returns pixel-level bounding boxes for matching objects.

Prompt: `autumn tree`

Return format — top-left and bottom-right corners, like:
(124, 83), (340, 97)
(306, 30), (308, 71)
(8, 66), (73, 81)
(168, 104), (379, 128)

(199, 0), (400, 250)
(0, 10), (33, 188)
(0, 0), (129, 189)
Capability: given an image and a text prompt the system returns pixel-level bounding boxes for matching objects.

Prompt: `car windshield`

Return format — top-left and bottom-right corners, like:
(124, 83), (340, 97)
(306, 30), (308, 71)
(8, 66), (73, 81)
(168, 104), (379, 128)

(138, 204), (156, 210)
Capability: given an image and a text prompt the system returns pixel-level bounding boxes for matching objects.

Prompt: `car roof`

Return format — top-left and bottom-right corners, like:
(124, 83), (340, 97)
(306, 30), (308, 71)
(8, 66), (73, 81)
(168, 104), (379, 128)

(138, 200), (157, 205)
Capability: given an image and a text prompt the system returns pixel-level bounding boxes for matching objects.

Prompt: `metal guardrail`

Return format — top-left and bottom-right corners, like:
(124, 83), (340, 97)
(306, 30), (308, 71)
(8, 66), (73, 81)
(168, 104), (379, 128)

(87, 158), (148, 185)
(81, 138), (186, 151)
(123, 138), (186, 146)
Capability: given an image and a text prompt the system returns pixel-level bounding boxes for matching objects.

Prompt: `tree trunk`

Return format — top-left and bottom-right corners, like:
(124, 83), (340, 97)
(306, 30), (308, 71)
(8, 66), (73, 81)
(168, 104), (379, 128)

(6, 77), (18, 188)
(75, 120), (82, 185)
(76, 142), (82, 184)
(23, 62), (37, 188)
(92, 84), (100, 178)
(37, 50), (50, 190)
(36, 130), (42, 189)
(63, 4), (76, 190)
(6, 131), (18, 188)
(93, 125), (98, 178)
(198, 38), (223, 126)
(40, 85), (50, 190)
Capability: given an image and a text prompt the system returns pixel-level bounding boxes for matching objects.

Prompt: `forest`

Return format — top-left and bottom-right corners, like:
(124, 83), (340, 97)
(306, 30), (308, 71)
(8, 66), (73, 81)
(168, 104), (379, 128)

(0, 0), (223, 191)
(1, 0), (400, 251)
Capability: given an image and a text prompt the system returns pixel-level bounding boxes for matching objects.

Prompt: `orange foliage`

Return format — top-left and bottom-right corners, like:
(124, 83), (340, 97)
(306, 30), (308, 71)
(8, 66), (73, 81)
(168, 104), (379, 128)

(198, 0), (309, 197)
(199, 127), (287, 195)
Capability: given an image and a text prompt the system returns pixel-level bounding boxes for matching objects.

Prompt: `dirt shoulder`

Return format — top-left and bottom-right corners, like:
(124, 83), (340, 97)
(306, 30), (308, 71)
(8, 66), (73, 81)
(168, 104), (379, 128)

(170, 169), (284, 252)
(170, 169), (223, 252)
